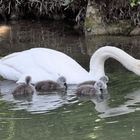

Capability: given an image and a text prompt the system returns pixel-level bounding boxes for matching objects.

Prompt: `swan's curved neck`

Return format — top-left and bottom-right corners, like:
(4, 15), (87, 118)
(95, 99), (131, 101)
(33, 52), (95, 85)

(89, 46), (140, 80)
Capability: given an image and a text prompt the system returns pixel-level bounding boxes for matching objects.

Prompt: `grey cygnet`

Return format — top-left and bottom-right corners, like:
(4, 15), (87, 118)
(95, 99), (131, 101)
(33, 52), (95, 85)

(12, 76), (35, 97)
(35, 76), (67, 92)
(75, 80), (106, 97)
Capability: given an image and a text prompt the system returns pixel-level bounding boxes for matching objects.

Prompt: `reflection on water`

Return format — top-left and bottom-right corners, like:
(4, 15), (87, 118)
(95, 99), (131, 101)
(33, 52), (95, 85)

(0, 80), (79, 114)
(1, 79), (139, 119)
(0, 25), (10, 37)
(0, 21), (140, 139)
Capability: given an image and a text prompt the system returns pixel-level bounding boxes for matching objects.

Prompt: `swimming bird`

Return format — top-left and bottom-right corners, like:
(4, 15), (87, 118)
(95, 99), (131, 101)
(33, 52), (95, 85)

(35, 76), (67, 92)
(0, 46), (140, 84)
(75, 80), (105, 97)
(77, 75), (109, 87)
(12, 76), (35, 97)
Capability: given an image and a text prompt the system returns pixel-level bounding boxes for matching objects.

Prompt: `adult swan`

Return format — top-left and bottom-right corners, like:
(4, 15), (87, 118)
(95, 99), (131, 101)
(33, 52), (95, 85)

(0, 46), (140, 84)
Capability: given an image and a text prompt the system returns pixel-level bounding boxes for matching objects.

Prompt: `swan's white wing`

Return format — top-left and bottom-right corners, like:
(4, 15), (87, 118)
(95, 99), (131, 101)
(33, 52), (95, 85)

(0, 48), (93, 84)
(1, 51), (21, 61)
(2, 50), (39, 74)
(29, 48), (93, 83)
(1, 49), (59, 83)
(0, 61), (21, 81)
(0, 52), (22, 80)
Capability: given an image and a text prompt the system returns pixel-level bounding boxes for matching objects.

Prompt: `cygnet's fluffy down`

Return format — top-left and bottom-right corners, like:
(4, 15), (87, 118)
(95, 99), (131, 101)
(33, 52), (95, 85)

(77, 76), (109, 87)
(75, 80), (106, 97)
(12, 76), (35, 97)
(35, 76), (67, 92)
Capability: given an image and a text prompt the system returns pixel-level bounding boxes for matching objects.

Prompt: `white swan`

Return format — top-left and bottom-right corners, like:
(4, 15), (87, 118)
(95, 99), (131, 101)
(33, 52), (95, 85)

(0, 46), (140, 84)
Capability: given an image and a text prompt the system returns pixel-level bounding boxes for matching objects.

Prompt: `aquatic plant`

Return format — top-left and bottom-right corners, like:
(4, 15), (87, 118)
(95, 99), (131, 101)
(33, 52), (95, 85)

(131, 0), (140, 7)
(0, 0), (139, 26)
(0, 0), (87, 21)
(95, 0), (140, 25)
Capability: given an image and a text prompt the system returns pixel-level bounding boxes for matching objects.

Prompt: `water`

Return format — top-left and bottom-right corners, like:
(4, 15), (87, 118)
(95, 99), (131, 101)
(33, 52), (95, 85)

(0, 21), (140, 140)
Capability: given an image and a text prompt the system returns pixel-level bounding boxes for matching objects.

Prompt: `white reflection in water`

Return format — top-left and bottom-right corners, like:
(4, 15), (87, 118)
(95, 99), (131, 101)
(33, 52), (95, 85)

(92, 89), (140, 118)
(125, 89), (140, 108)
(0, 80), (78, 114)
(98, 105), (135, 118)
(1, 80), (140, 117)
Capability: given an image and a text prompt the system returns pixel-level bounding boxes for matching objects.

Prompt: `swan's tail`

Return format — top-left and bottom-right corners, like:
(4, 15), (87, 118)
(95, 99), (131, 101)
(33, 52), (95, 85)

(0, 59), (21, 81)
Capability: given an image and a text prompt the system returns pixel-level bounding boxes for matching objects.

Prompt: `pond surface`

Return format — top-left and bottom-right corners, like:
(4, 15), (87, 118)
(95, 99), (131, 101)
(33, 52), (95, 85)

(0, 21), (140, 140)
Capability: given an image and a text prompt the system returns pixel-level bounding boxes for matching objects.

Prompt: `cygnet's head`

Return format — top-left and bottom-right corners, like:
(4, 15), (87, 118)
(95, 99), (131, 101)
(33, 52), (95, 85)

(99, 75), (109, 84)
(93, 80), (107, 99)
(57, 76), (67, 89)
(94, 80), (107, 92)
(25, 76), (32, 85)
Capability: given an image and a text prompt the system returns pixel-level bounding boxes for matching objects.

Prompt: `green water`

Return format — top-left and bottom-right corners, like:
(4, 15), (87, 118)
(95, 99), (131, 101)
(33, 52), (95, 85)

(0, 21), (140, 140)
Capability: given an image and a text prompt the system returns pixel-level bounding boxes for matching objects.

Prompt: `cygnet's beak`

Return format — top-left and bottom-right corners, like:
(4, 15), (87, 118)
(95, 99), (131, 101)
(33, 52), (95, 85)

(64, 83), (67, 89)
(100, 88), (104, 99)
